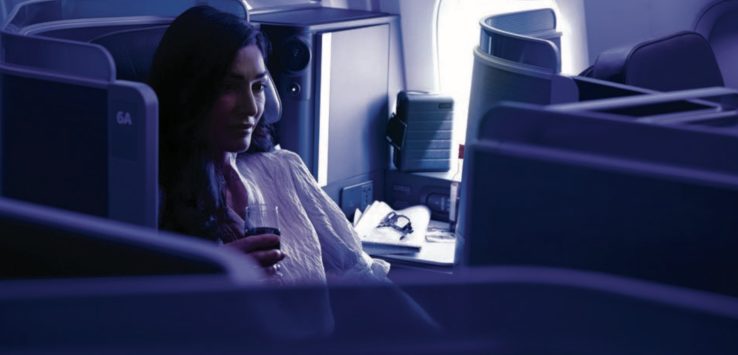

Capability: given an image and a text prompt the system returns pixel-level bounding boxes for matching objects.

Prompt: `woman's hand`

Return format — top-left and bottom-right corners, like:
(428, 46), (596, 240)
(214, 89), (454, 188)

(225, 233), (286, 273)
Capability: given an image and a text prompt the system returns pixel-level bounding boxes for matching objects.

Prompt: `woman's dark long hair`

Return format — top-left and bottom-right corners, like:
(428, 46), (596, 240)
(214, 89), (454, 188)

(149, 5), (274, 240)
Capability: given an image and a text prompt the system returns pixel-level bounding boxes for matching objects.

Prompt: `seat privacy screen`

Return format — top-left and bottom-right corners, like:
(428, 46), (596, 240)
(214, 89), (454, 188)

(1, 74), (108, 217)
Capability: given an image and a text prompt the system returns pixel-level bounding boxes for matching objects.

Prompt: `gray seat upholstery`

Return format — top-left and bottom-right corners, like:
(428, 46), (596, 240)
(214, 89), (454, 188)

(480, 8), (561, 72)
(695, 0), (738, 89)
(583, 31), (724, 91)
(465, 8), (571, 144)
(91, 25), (168, 83)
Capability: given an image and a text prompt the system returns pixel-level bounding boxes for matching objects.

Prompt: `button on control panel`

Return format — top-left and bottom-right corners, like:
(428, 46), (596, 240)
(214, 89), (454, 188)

(426, 193), (450, 214)
(288, 82), (301, 97)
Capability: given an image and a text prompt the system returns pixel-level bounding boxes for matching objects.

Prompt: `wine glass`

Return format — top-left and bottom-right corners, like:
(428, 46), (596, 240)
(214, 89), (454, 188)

(244, 204), (281, 237)
(244, 204), (283, 279)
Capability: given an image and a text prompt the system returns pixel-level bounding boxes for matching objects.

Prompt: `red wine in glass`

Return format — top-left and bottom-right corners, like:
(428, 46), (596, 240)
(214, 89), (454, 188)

(244, 226), (281, 237)
(244, 204), (281, 239)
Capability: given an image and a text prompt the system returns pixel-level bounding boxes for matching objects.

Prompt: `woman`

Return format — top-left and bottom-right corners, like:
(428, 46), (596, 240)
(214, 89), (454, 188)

(149, 6), (389, 284)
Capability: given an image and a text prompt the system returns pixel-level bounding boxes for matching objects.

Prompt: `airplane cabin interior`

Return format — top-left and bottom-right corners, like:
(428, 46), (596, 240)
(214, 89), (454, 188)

(1, 0), (738, 353)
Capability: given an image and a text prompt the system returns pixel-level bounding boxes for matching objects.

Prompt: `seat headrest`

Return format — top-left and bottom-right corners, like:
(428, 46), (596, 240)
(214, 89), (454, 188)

(91, 25), (168, 83)
(91, 25), (281, 123)
(586, 31), (724, 91)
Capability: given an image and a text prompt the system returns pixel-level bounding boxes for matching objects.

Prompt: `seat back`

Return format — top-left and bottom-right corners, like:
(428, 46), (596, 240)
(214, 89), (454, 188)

(0, 0), (31, 26)
(459, 102), (738, 297)
(90, 25), (167, 83)
(3, 0), (248, 34)
(695, 0), (738, 89)
(466, 8), (574, 145)
(0, 197), (258, 280)
(480, 8), (561, 71)
(3, 266), (738, 354)
(0, 31), (159, 227)
(585, 31), (724, 91)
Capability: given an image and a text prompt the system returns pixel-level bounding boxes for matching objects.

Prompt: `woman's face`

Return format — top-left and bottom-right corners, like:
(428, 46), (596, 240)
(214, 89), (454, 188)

(207, 44), (267, 154)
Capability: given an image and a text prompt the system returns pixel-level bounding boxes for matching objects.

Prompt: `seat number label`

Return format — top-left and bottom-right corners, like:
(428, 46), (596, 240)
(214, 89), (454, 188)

(116, 111), (133, 125)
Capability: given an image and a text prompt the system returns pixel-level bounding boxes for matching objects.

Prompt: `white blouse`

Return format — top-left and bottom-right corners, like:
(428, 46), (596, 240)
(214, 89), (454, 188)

(233, 149), (390, 285)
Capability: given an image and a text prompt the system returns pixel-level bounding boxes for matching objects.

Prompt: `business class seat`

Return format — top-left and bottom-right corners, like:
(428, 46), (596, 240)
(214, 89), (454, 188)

(466, 8), (576, 144)
(695, 0), (738, 89)
(3, 0), (247, 39)
(90, 25), (168, 83)
(479, 8), (562, 72)
(3, 266), (737, 354)
(0, 197), (258, 280)
(583, 31), (724, 92)
(459, 100), (738, 297)
(0, 0), (29, 25)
